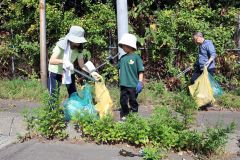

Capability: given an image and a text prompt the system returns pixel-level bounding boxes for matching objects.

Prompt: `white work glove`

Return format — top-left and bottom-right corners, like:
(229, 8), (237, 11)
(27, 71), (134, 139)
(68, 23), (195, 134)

(63, 60), (74, 71)
(90, 71), (101, 81)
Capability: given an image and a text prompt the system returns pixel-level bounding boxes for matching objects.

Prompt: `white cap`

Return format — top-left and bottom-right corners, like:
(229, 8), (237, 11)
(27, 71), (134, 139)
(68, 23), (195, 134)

(118, 33), (137, 50)
(67, 26), (87, 44)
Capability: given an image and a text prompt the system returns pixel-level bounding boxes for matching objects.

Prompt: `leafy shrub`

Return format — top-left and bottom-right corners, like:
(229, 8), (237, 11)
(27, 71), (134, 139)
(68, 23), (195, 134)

(172, 91), (198, 127)
(23, 94), (68, 140)
(143, 146), (166, 160)
(148, 107), (182, 149)
(85, 115), (115, 143)
(232, 87), (240, 96)
(145, 81), (167, 96)
(176, 130), (202, 152)
(200, 122), (236, 156)
(70, 105), (235, 157)
(71, 111), (98, 138)
(176, 122), (236, 156)
(119, 113), (150, 145)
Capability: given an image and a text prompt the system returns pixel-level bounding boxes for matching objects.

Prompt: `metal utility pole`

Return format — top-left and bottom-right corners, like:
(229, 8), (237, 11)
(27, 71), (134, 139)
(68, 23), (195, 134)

(40, 0), (47, 88)
(117, 0), (128, 58)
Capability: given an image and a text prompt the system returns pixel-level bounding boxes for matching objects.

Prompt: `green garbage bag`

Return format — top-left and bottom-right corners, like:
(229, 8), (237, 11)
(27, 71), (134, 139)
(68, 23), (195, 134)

(208, 74), (223, 97)
(63, 83), (98, 121)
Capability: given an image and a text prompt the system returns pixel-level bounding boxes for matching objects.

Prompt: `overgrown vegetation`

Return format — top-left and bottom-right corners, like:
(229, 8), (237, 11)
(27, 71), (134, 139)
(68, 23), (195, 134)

(1, 1), (239, 159)
(16, 78), (237, 159)
(22, 93), (68, 140)
(1, 79), (240, 109)
(70, 107), (235, 159)
(217, 92), (240, 109)
(0, 0), (239, 90)
(0, 78), (67, 101)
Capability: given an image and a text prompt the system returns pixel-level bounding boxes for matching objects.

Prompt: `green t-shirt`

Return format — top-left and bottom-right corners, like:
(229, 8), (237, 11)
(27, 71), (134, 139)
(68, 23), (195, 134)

(118, 53), (144, 88)
(48, 46), (83, 74)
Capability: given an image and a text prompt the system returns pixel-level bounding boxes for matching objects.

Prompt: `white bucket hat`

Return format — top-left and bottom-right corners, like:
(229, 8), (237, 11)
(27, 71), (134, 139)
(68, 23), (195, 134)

(118, 33), (137, 50)
(57, 26), (87, 50)
(67, 26), (87, 44)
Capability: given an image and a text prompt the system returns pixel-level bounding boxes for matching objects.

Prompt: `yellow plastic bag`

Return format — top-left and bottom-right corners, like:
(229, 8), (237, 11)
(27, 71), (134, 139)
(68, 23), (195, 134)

(189, 67), (215, 107)
(94, 77), (113, 118)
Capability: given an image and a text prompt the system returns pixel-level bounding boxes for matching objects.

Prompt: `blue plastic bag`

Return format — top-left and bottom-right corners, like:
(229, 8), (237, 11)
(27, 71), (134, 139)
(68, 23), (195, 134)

(208, 74), (223, 97)
(63, 84), (98, 121)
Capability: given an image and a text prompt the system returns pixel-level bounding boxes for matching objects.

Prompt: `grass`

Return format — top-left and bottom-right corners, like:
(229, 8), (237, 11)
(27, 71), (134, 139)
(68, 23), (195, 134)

(0, 78), (68, 101)
(216, 93), (240, 109)
(0, 78), (240, 110)
(107, 85), (120, 109)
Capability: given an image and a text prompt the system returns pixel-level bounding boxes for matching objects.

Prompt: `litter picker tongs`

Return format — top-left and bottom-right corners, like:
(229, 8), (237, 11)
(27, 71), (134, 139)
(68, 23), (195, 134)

(94, 53), (119, 71)
(74, 69), (97, 82)
(176, 67), (191, 78)
(74, 53), (119, 82)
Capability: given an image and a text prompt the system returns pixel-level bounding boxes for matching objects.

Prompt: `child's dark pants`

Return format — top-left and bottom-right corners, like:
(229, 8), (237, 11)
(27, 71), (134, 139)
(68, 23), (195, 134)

(120, 86), (138, 117)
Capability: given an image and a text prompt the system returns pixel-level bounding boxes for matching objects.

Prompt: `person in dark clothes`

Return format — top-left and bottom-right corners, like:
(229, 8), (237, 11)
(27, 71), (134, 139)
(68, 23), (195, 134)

(191, 32), (217, 84)
(191, 32), (217, 111)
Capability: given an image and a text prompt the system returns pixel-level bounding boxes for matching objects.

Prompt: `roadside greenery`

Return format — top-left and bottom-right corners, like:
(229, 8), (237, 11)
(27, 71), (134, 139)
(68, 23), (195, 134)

(1, 79), (240, 109)
(22, 93), (68, 140)
(217, 92), (240, 109)
(0, 78), (67, 101)
(0, 78), (46, 100)
(15, 78), (237, 159)
(0, 0), (239, 90)
(70, 107), (235, 159)
(1, 1), (239, 159)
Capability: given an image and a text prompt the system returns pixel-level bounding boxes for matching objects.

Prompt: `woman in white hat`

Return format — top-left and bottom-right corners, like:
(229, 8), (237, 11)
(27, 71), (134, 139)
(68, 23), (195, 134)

(48, 26), (90, 100)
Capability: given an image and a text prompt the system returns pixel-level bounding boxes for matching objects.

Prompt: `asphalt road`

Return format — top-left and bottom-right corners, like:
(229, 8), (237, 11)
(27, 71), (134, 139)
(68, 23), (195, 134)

(0, 140), (143, 160)
(1, 99), (240, 160)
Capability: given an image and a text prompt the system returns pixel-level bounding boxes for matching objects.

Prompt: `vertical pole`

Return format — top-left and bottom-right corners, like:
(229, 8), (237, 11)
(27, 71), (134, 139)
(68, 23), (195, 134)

(116, 0), (128, 58)
(10, 28), (15, 78)
(40, 0), (47, 88)
(237, 14), (240, 50)
(237, 14), (240, 63)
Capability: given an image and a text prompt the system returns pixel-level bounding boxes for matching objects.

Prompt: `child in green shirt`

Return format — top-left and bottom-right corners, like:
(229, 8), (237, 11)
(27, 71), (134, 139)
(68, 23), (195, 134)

(118, 33), (144, 121)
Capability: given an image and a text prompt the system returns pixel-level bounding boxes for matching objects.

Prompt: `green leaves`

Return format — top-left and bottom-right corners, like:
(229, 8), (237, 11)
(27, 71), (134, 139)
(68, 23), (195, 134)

(79, 3), (116, 52)
(23, 93), (68, 140)
(1, 0), (239, 87)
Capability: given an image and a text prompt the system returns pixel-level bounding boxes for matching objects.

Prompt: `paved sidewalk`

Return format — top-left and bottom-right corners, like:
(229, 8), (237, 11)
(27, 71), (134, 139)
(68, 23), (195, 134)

(0, 112), (26, 149)
(0, 99), (37, 150)
(197, 111), (240, 154)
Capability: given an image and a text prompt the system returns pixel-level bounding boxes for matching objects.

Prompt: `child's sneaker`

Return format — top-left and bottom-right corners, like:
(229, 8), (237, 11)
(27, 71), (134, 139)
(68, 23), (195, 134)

(120, 116), (127, 122)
